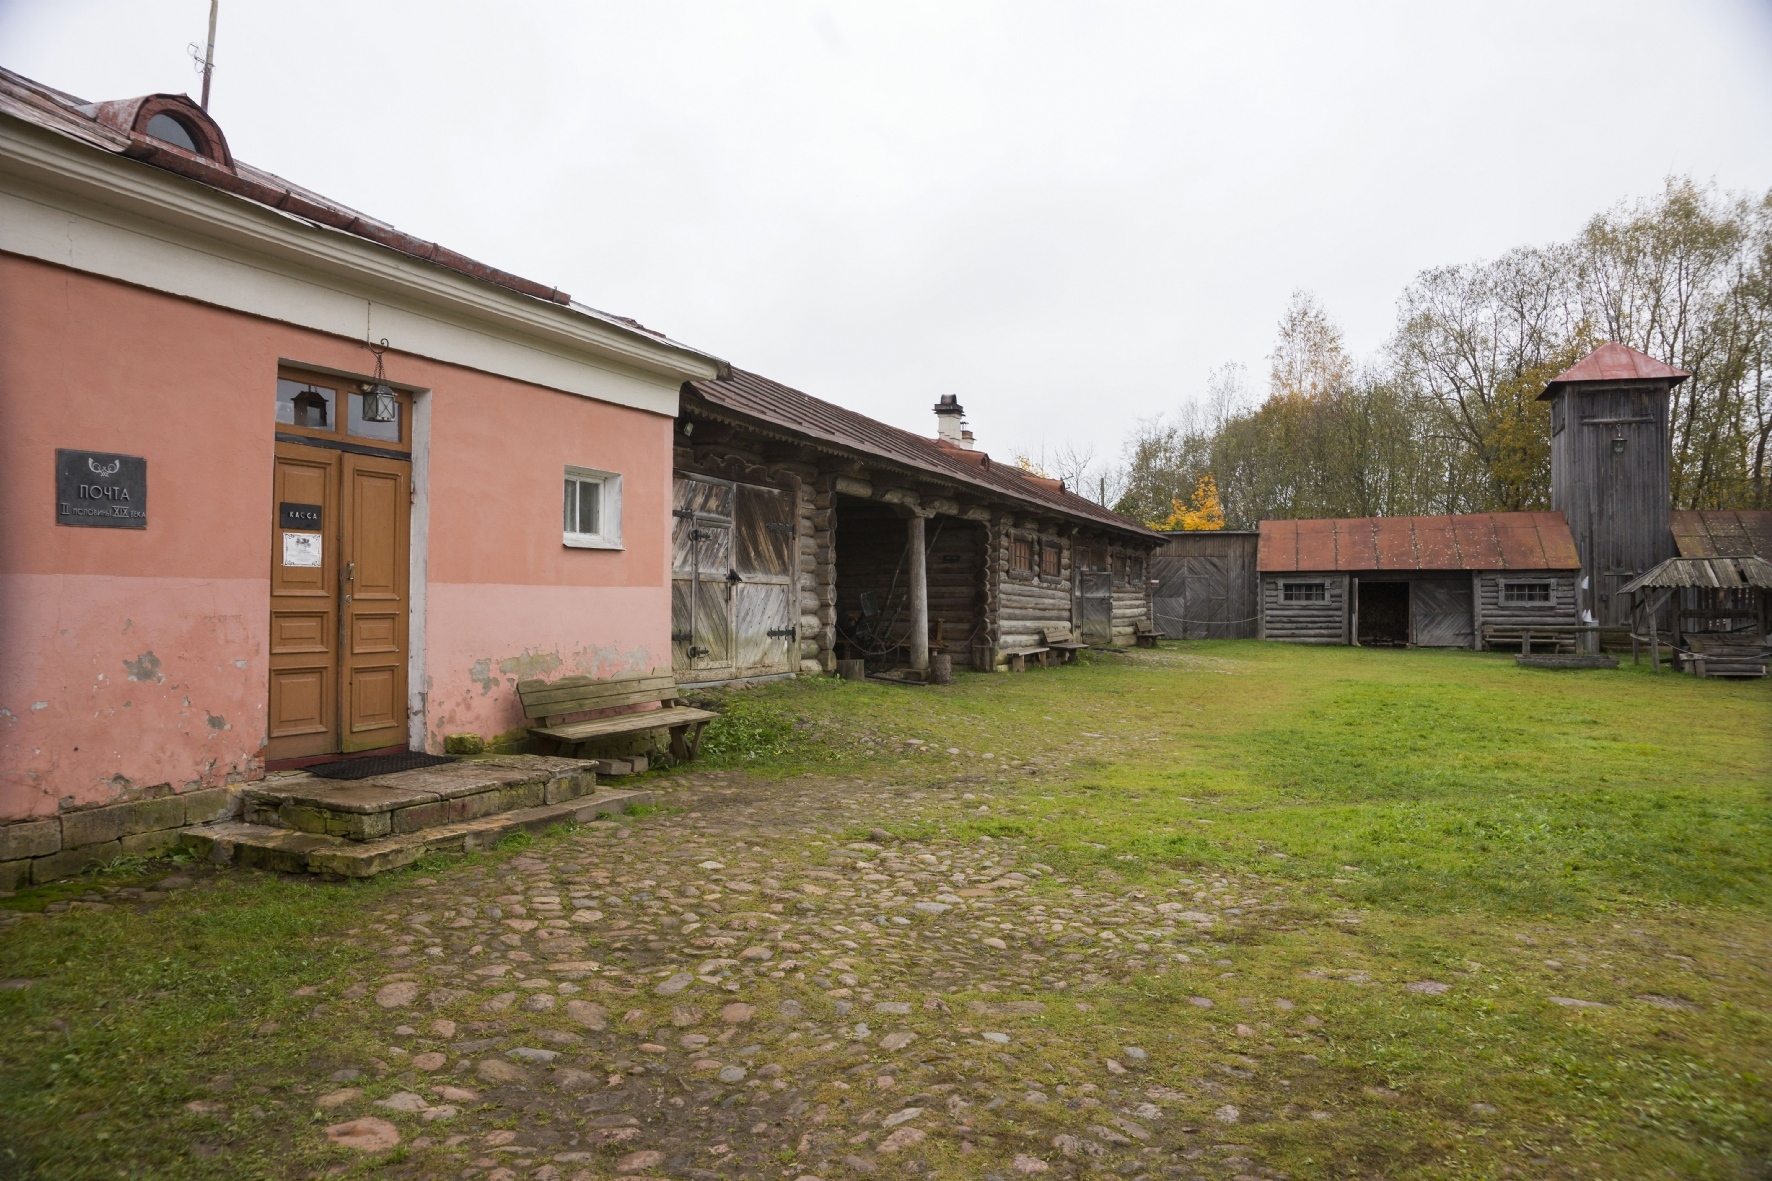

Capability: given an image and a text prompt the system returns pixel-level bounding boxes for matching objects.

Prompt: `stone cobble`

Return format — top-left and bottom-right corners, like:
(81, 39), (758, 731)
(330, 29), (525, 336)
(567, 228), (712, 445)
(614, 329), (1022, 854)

(295, 770), (1323, 1180)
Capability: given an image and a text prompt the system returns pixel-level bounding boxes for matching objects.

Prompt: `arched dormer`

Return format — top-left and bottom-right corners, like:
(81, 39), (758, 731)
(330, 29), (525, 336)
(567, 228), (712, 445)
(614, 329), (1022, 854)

(83, 93), (234, 171)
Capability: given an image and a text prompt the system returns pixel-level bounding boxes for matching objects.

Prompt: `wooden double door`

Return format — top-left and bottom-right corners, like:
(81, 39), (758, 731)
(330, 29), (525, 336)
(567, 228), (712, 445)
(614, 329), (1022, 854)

(671, 475), (797, 683)
(267, 441), (411, 760)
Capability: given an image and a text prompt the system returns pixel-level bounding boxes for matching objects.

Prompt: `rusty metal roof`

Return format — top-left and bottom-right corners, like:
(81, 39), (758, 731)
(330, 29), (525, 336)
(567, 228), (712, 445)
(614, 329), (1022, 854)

(1257, 512), (1580, 572)
(1671, 510), (1772, 560)
(1621, 555), (1772, 594)
(0, 66), (710, 359)
(1539, 341), (1690, 400)
(685, 369), (1163, 540)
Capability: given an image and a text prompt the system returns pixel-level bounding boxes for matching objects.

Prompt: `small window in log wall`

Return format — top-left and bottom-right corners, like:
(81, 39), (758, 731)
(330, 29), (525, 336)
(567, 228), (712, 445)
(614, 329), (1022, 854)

(1011, 537), (1034, 574)
(1282, 581), (1327, 602)
(1040, 541), (1062, 577)
(1502, 581), (1552, 604)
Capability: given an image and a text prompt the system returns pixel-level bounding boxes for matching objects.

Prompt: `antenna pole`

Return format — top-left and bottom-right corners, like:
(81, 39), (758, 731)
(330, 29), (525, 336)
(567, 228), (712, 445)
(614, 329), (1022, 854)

(199, 0), (219, 110)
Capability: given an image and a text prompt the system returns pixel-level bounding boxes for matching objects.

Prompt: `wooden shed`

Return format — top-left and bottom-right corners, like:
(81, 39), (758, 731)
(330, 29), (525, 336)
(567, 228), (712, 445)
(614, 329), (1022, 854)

(1149, 530), (1260, 638)
(671, 374), (1162, 683)
(1255, 513), (1583, 648)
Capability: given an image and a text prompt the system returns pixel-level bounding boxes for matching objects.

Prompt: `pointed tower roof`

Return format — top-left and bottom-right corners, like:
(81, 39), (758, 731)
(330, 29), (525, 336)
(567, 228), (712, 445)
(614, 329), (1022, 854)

(1538, 341), (1690, 400)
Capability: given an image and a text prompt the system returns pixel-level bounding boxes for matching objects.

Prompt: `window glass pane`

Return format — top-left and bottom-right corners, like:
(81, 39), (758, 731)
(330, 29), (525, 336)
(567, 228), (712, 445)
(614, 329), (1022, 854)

(347, 391), (402, 442)
(577, 480), (601, 537)
(145, 113), (198, 152)
(276, 379), (335, 429)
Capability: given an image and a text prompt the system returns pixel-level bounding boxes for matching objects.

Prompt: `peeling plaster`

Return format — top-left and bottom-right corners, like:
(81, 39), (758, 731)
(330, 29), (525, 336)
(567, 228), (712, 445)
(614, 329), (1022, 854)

(122, 651), (163, 684)
(468, 657), (496, 695)
(498, 650), (563, 682)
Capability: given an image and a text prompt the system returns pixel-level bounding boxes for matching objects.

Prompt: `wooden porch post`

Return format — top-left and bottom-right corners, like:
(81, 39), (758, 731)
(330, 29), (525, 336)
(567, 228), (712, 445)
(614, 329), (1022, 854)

(908, 511), (929, 672)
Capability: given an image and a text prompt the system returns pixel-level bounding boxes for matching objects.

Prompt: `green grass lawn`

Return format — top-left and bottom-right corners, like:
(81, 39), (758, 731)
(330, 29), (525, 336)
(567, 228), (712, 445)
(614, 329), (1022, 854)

(2, 641), (1767, 1179)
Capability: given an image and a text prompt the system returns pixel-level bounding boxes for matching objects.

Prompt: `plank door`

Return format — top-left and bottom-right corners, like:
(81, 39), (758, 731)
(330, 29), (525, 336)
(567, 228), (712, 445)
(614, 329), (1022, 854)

(671, 476), (734, 680)
(731, 483), (797, 676)
(268, 443), (341, 759)
(1077, 570), (1113, 644)
(1411, 579), (1473, 647)
(340, 453), (410, 751)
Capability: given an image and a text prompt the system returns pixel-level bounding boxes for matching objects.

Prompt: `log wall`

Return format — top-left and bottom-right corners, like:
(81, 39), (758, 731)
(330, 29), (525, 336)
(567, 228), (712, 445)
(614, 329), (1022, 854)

(1260, 574), (1348, 644)
(1474, 571), (1581, 641)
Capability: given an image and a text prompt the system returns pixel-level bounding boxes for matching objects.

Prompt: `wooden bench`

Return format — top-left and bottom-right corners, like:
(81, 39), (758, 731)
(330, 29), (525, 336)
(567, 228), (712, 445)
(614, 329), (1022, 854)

(1480, 625), (1582, 655)
(1133, 620), (1159, 648)
(1040, 626), (1088, 664)
(517, 671), (718, 762)
(997, 646), (1050, 673)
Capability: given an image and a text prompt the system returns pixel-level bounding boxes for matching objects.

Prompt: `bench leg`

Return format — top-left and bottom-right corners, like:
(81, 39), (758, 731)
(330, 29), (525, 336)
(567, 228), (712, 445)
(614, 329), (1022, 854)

(688, 721), (707, 760)
(670, 726), (690, 762)
(1008, 654), (1025, 673)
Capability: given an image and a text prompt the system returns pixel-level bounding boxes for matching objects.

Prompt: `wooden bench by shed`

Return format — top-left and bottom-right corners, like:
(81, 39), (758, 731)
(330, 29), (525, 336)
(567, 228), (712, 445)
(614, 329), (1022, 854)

(517, 672), (718, 762)
(997, 645), (1050, 673)
(1040, 626), (1088, 664)
(1133, 619), (1159, 648)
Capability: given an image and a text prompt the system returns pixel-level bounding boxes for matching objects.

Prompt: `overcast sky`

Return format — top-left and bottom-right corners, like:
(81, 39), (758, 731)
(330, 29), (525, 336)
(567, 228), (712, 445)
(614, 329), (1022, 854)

(5, 1), (1771, 478)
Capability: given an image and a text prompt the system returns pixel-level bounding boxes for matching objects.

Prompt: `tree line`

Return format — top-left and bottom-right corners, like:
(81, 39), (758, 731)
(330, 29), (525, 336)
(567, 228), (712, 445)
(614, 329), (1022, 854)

(1111, 178), (1772, 528)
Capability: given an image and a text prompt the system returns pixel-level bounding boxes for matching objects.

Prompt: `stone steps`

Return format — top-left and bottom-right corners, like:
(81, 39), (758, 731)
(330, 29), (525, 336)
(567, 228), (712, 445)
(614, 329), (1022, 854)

(241, 755), (600, 840)
(180, 788), (653, 878)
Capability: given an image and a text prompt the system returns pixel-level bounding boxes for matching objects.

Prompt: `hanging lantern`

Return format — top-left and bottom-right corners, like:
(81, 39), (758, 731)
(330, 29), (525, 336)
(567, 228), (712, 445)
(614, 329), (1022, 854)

(362, 382), (398, 422)
(361, 338), (398, 421)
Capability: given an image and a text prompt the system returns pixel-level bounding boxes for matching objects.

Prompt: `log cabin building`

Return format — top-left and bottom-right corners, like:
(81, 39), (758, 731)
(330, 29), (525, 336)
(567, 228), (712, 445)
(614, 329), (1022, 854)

(672, 375), (1163, 683)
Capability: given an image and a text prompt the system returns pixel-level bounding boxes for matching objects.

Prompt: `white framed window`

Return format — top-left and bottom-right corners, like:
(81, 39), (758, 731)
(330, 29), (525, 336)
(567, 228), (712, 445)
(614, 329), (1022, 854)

(1502, 580), (1552, 604)
(1282, 581), (1327, 602)
(563, 466), (622, 549)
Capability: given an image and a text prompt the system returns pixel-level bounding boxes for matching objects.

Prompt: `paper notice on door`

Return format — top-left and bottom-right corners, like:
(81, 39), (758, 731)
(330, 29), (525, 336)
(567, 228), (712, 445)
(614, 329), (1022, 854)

(282, 531), (323, 567)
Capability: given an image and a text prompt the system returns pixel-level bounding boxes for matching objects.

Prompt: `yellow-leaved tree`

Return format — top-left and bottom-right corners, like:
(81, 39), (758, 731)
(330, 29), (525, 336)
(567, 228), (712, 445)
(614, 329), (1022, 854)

(1157, 474), (1225, 531)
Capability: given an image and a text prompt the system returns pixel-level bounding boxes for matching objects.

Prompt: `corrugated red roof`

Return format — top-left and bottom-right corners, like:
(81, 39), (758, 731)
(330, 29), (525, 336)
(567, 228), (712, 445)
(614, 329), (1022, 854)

(1257, 512), (1579, 572)
(685, 369), (1162, 540)
(1671, 510), (1772, 559)
(1539, 341), (1690, 399)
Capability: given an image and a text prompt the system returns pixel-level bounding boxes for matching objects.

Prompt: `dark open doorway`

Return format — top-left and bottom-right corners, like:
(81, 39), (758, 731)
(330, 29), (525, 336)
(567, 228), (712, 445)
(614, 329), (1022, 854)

(1358, 580), (1410, 646)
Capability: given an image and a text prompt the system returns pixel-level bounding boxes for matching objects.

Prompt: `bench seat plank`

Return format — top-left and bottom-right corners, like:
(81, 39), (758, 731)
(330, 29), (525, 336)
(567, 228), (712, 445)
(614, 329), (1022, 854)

(532, 705), (717, 744)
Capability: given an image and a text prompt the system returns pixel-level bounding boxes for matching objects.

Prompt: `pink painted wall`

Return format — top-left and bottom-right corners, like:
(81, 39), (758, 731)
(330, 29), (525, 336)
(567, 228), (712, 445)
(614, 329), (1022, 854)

(0, 254), (676, 822)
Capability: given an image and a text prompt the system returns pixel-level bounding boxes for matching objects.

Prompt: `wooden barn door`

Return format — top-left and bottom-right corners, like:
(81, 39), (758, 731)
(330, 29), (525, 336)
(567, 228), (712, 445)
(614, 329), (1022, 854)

(1411, 579), (1473, 648)
(731, 484), (797, 677)
(672, 476), (734, 681)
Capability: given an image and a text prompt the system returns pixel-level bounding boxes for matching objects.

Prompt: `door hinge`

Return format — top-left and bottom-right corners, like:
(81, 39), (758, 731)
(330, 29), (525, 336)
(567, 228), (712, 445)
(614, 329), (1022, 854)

(765, 522), (795, 535)
(688, 528), (711, 541)
(688, 646), (709, 658)
(672, 508), (694, 519)
(766, 627), (797, 639)
(672, 631), (694, 643)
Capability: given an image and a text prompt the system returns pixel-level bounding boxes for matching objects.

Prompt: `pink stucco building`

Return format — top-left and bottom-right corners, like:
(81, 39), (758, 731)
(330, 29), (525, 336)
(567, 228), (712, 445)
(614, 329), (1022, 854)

(0, 69), (721, 846)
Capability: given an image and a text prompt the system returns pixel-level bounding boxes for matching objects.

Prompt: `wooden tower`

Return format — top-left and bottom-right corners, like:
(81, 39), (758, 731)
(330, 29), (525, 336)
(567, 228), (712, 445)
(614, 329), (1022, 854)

(1541, 342), (1690, 627)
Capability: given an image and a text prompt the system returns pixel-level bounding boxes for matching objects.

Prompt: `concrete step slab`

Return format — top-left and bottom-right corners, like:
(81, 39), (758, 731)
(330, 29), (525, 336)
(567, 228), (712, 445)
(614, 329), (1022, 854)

(181, 788), (652, 878)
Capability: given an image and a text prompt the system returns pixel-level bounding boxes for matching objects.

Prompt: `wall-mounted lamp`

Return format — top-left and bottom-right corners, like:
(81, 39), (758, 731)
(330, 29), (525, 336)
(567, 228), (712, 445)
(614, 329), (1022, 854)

(682, 420), (695, 437)
(1611, 430), (1627, 455)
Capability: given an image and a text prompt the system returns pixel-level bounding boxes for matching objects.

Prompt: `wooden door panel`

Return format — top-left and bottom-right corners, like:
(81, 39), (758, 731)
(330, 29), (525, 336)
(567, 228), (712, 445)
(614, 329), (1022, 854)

(735, 484), (794, 577)
(733, 582), (794, 674)
(268, 444), (340, 759)
(268, 666), (330, 739)
(351, 612), (400, 654)
(348, 665), (401, 733)
(271, 612), (330, 654)
(340, 453), (409, 752)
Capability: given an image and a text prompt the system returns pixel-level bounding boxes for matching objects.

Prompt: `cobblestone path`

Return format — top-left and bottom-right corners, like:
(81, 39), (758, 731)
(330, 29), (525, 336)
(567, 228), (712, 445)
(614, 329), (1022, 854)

(305, 768), (1318, 1181)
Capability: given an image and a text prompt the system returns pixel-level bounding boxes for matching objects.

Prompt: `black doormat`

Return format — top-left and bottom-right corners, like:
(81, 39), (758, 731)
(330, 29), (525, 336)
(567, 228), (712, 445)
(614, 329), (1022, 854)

(307, 752), (457, 780)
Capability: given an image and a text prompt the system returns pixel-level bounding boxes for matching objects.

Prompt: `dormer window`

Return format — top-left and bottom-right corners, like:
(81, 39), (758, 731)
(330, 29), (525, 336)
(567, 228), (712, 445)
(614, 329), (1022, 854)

(145, 113), (200, 153)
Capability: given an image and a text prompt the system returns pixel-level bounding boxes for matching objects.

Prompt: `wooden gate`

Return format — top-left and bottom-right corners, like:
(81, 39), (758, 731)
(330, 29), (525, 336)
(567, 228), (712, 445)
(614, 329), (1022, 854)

(673, 476), (797, 683)
(1152, 554), (1233, 638)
